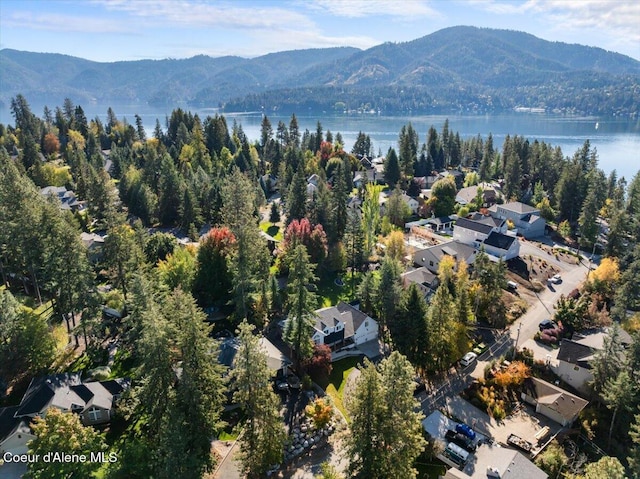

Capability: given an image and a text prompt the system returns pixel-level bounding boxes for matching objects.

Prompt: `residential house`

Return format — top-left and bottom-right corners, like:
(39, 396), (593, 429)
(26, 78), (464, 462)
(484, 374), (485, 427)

(453, 217), (497, 246)
(438, 170), (465, 188)
(521, 377), (588, 427)
(482, 231), (520, 261)
(413, 241), (477, 274)
(402, 194), (420, 215)
(0, 407), (35, 456)
(353, 168), (383, 188)
(455, 182), (500, 207)
(347, 196), (363, 211)
(81, 232), (106, 263)
(0, 373), (128, 456)
(489, 202), (546, 238)
(425, 215), (456, 232)
(312, 302), (378, 349)
(40, 186), (85, 212)
(552, 328), (632, 395)
(401, 267), (439, 298)
(218, 336), (291, 376)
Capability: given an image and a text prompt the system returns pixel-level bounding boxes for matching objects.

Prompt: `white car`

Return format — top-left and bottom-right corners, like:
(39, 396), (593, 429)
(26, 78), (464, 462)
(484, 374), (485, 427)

(549, 274), (562, 284)
(460, 352), (478, 367)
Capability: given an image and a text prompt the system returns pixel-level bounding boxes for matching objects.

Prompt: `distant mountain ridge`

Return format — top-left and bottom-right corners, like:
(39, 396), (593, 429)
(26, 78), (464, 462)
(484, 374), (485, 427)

(1, 26), (639, 116)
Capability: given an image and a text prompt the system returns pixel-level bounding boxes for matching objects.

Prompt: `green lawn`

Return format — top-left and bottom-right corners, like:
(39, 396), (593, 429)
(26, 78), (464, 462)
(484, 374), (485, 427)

(316, 272), (363, 307)
(317, 356), (362, 422)
(259, 221), (283, 241)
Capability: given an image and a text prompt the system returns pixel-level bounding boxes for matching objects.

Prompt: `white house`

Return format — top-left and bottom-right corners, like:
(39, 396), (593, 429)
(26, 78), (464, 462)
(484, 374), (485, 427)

(313, 302), (378, 348)
(521, 377), (588, 427)
(0, 407), (35, 456)
(489, 202), (546, 238)
(453, 217), (497, 246)
(455, 183), (499, 207)
(402, 194), (420, 214)
(552, 328), (632, 395)
(482, 231), (520, 261)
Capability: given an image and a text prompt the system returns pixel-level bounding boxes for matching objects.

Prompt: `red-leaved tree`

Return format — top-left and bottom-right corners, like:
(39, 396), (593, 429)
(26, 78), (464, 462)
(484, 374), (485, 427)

(193, 227), (236, 306)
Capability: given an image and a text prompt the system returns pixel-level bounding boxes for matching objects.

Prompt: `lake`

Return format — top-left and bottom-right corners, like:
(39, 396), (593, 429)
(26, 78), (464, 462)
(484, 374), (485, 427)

(2, 103), (639, 180)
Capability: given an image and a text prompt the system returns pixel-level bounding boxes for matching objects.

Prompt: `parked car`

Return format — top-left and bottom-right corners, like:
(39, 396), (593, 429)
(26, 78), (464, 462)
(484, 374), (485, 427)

(548, 274), (562, 284)
(456, 423), (477, 440)
(445, 430), (477, 452)
(539, 319), (556, 331)
(460, 352), (478, 367)
(507, 280), (518, 291)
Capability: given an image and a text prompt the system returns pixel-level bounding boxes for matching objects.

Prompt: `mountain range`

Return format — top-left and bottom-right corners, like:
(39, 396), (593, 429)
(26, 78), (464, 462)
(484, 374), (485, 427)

(1, 26), (639, 116)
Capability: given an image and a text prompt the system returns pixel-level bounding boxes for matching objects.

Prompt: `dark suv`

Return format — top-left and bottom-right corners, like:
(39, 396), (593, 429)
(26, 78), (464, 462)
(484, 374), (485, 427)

(539, 319), (556, 331)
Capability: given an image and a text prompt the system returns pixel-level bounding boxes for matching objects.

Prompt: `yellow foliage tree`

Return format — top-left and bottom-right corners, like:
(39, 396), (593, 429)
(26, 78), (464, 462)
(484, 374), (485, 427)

(590, 257), (620, 283)
(385, 230), (406, 263)
(493, 361), (531, 389)
(305, 397), (333, 429)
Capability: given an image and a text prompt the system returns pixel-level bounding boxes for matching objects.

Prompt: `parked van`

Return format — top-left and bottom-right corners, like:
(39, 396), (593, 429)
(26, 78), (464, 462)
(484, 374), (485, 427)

(507, 281), (518, 291)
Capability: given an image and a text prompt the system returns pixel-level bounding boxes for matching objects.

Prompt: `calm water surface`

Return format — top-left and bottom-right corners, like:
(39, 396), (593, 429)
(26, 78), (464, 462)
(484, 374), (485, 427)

(2, 104), (638, 180)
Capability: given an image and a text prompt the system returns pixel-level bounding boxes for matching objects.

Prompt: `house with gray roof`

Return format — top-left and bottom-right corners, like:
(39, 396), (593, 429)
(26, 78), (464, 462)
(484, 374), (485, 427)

(313, 302), (378, 349)
(40, 186), (85, 212)
(521, 377), (588, 427)
(489, 202), (546, 238)
(401, 267), (439, 299)
(483, 231), (520, 260)
(0, 373), (129, 458)
(552, 328), (632, 395)
(0, 406), (35, 456)
(455, 183), (500, 207)
(413, 241), (477, 274)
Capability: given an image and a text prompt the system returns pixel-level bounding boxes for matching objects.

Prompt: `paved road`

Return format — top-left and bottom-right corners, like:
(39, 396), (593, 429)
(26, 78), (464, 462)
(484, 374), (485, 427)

(510, 242), (589, 346)
(418, 239), (589, 417)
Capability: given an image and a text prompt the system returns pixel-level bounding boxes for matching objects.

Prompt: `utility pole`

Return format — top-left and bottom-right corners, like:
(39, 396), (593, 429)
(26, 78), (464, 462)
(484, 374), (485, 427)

(512, 322), (522, 360)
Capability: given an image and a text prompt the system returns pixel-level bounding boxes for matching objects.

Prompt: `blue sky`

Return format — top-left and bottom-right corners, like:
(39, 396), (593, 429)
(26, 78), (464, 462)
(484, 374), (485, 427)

(1, 0), (639, 61)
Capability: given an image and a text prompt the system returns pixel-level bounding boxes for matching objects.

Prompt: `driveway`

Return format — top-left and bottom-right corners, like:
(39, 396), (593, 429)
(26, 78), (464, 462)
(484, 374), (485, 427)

(510, 255), (589, 352)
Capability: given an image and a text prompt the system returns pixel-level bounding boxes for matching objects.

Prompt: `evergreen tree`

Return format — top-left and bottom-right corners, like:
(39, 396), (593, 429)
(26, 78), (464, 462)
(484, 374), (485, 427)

(376, 257), (402, 348)
(393, 284), (429, 370)
(357, 272), (378, 318)
(269, 201), (281, 224)
(221, 168), (270, 321)
(330, 162), (348, 242)
(590, 323), (625, 397)
(398, 123), (418, 176)
(346, 353), (425, 479)
(160, 290), (226, 478)
(233, 321), (286, 478)
(287, 165), (308, 224)
(284, 245), (318, 371)
(628, 413), (640, 478)
(384, 147), (401, 186)
(362, 184), (382, 258)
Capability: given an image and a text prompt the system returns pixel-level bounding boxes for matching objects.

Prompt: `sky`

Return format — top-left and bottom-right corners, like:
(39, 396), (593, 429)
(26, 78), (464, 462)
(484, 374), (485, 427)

(0, 0), (639, 62)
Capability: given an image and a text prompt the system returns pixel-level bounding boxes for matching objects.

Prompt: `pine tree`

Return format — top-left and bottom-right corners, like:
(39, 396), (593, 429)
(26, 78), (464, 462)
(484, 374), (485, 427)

(233, 321), (286, 478)
(330, 162), (349, 242)
(393, 284), (429, 370)
(346, 353), (425, 479)
(287, 165), (308, 224)
(384, 147), (401, 186)
(269, 201), (281, 224)
(284, 245), (318, 371)
(362, 184), (382, 258)
(376, 257), (402, 349)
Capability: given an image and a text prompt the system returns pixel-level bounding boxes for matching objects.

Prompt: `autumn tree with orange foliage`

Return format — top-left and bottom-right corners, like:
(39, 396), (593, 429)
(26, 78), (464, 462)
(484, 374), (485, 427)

(306, 397), (334, 429)
(493, 361), (531, 389)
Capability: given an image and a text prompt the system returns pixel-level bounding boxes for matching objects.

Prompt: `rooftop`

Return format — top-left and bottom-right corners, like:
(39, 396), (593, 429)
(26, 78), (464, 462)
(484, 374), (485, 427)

(522, 377), (588, 422)
(455, 217), (495, 235)
(483, 231), (516, 251)
(499, 201), (539, 214)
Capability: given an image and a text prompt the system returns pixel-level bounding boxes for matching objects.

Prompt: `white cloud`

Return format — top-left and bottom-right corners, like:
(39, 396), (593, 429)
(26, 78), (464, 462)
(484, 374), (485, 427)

(1, 10), (129, 33)
(94, 0), (316, 31)
(309, 0), (439, 19)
